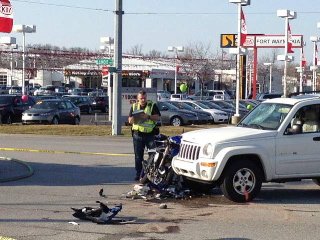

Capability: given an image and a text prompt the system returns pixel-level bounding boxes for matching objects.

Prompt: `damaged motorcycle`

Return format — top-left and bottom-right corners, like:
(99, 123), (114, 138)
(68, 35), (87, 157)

(140, 134), (181, 189)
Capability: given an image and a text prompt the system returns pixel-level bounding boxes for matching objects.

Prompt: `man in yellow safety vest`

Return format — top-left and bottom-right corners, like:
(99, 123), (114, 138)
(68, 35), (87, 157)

(128, 90), (161, 181)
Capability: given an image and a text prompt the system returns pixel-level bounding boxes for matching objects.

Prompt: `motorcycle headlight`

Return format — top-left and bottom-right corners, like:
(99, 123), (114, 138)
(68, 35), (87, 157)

(203, 143), (214, 157)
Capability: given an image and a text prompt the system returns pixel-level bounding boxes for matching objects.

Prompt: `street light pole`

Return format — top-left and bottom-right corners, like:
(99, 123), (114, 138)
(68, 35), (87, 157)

(277, 10), (296, 97)
(310, 36), (319, 91)
(264, 63), (273, 93)
(168, 46), (184, 94)
(22, 31), (26, 95)
(229, 0), (250, 122)
(13, 24), (36, 96)
(112, 0), (123, 135)
(100, 36), (114, 121)
(10, 44), (18, 90)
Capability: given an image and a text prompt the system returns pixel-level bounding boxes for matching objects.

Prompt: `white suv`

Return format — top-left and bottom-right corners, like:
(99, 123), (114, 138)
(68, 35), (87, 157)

(172, 96), (320, 202)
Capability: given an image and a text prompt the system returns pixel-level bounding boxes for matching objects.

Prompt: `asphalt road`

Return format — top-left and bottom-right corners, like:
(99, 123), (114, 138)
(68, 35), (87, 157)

(1, 134), (320, 240)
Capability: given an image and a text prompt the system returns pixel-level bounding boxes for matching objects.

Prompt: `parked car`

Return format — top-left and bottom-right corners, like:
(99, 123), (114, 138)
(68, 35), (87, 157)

(22, 99), (80, 125)
(68, 88), (94, 96)
(256, 93), (282, 101)
(157, 101), (197, 126)
(8, 86), (22, 95)
(212, 100), (248, 119)
(189, 90), (231, 100)
(33, 85), (56, 96)
(0, 85), (9, 94)
(168, 101), (213, 124)
(170, 94), (189, 101)
(91, 96), (109, 113)
(62, 95), (93, 114)
(34, 95), (60, 102)
(0, 95), (36, 124)
(179, 100), (229, 124)
(198, 100), (235, 121)
(157, 90), (171, 101)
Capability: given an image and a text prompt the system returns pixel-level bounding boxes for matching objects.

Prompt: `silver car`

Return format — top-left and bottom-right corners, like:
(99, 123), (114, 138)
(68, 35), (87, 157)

(22, 99), (81, 125)
(157, 101), (197, 126)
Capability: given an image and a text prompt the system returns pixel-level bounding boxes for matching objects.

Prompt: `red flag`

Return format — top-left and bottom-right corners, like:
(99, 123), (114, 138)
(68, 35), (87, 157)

(301, 47), (306, 67)
(176, 65), (180, 73)
(287, 22), (294, 53)
(240, 7), (247, 47)
(0, 0), (13, 33)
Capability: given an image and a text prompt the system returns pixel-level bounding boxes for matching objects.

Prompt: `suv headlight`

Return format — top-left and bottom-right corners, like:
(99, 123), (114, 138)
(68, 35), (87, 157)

(203, 143), (214, 157)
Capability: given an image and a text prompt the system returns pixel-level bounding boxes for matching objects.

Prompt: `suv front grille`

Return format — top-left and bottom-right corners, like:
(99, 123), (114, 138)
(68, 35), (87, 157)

(178, 143), (200, 161)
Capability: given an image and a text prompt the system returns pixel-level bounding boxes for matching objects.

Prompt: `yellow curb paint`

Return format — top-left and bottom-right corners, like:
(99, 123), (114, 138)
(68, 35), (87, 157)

(0, 147), (133, 157)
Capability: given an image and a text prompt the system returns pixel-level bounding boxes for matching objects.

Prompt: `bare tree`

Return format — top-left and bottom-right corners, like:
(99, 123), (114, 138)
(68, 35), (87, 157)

(178, 42), (216, 96)
(145, 49), (166, 58)
(126, 44), (143, 56)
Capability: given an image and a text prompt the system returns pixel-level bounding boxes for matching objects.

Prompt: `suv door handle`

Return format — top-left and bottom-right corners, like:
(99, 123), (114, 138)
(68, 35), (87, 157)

(313, 137), (320, 141)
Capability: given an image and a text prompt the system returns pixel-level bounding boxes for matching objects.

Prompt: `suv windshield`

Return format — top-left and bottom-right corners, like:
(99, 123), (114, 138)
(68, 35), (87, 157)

(239, 102), (292, 130)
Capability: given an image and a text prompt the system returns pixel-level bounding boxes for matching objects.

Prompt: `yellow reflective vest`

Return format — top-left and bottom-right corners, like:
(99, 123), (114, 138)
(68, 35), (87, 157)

(132, 101), (156, 133)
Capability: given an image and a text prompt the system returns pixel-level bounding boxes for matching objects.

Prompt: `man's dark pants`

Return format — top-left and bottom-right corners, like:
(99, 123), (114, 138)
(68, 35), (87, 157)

(132, 131), (155, 178)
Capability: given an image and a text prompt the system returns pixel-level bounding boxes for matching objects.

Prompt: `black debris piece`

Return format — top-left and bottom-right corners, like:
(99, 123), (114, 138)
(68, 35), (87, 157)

(71, 201), (122, 224)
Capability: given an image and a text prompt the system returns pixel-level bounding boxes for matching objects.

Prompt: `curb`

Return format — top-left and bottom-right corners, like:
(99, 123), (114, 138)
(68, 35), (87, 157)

(0, 157), (34, 183)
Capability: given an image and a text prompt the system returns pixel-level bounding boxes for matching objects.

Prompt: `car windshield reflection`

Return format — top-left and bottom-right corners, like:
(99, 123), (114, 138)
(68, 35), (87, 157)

(239, 102), (292, 130)
(33, 101), (60, 110)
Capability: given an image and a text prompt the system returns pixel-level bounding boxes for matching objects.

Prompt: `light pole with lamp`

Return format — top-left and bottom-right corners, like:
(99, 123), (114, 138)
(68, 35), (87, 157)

(100, 36), (114, 121)
(296, 41), (306, 93)
(310, 36), (319, 92)
(0, 36), (16, 89)
(12, 24), (36, 96)
(168, 46), (184, 94)
(276, 10), (296, 97)
(229, 0), (250, 124)
(263, 63), (273, 93)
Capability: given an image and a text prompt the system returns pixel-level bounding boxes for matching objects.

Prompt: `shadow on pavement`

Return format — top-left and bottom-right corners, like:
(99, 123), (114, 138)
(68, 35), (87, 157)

(0, 160), (134, 186)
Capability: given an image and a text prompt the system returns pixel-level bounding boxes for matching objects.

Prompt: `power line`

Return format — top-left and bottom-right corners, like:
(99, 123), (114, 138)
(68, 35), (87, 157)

(11, 1), (320, 15)
(11, 0), (113, 12)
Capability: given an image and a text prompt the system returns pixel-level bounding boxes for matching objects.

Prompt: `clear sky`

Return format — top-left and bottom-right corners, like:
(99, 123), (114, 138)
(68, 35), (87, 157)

(4, 0), (320, 64)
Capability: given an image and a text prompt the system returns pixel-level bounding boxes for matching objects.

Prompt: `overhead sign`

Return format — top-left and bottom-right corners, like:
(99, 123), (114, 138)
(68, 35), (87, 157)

(221, 34), (303, 48)
(96, 58), (113, 65)
(253, 35), (303, 48)
(64, 69), (101, 76)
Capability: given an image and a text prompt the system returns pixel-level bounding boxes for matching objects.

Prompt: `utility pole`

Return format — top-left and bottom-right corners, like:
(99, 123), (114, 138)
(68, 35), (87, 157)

(112, 0), (123, 135)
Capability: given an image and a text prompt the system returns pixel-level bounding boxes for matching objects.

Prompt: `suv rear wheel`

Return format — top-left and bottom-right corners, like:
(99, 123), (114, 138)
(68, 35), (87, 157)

(220, 160), (262, 203)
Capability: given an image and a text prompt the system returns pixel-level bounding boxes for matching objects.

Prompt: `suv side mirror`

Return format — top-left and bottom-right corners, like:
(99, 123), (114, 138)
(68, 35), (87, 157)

(161, 106), (169, 111)
(287, 120), (303, 135)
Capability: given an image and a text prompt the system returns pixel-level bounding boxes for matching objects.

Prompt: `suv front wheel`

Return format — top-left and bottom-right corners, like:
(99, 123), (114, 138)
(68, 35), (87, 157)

(220, 160), (262, 203)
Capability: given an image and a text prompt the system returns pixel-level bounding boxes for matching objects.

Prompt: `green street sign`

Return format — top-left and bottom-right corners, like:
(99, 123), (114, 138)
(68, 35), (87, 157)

(96, 58), (113, 65)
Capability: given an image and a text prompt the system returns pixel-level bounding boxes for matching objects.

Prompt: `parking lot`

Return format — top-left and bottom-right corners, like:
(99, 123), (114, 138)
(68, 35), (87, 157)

(1, 134), (320, 240)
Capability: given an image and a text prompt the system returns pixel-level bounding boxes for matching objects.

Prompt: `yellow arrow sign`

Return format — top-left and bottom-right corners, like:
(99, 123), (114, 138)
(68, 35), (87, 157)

(220, 34), (237, 48)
